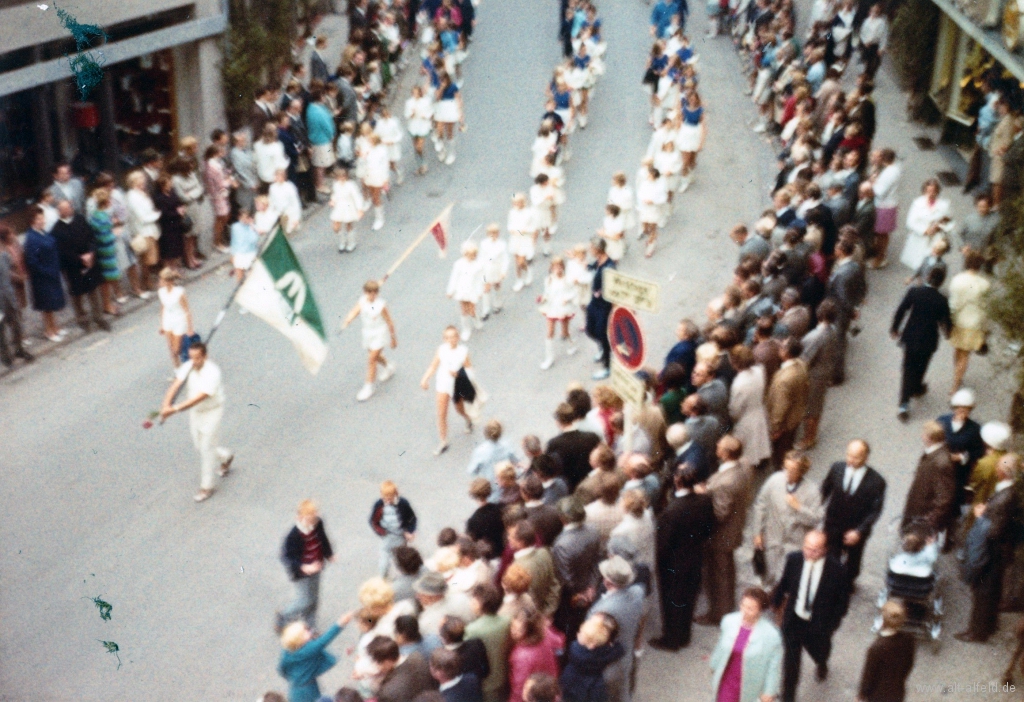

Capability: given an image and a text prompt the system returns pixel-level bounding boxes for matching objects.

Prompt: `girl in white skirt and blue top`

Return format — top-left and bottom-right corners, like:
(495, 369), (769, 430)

(550, 75), (575, 156)
(508, 193), (538, 291)
(539, 256), (579, 369)
(404, 85), (434, 175)
(567, 44), (595, 129)
(434, 73), (465, 165)
(478, 223), (509, 319)
(420, 325), (474, 455)
(330, 168), (365, 252)
(677, 90), (707, 190)
(447, 241), (486, 341)
(342, 279), (397, 402)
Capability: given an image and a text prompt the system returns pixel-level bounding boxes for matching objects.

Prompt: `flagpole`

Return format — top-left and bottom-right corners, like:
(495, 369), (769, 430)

(152, 218), (282, 426)
(381, 203), (454, 284)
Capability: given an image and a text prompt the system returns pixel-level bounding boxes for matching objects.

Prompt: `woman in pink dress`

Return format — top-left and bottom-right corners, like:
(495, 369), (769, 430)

(203, 144), (235, 252)
(710, 587), (783, 702)
(508, 604), (565, 702)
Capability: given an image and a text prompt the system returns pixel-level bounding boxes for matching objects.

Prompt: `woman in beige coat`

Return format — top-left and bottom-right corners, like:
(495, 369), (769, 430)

(949, 250), (991, 394)
(728, 346), (772, 467)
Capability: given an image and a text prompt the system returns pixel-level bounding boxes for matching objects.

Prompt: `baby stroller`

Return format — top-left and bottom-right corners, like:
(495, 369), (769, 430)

(872, 518), (945, 652)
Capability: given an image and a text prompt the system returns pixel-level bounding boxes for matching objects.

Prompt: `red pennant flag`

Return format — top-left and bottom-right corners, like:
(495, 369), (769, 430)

(430, 220), (447, 253)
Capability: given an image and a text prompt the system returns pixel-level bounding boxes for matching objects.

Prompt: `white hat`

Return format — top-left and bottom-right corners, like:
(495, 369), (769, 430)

(950, 388), (976, 408)
(981, 421), (1011, 451)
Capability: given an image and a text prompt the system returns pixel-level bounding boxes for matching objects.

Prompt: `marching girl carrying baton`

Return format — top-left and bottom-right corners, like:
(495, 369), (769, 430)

(538, 256), (579, 370)
(479, 223), (510, 319)
(341, 280), (397, 402)
(330, 168), (366, 253)
(447, 240), (486, 341)
(405, 84), (435, 176)
(508, 193), (538, 291)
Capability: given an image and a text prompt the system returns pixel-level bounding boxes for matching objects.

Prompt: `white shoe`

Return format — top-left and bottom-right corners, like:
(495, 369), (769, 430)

(460, 328), (471, 342)
(346, 241), (357, 252)
(542, 241), (552, 256)
(433, 137), (443, 153)
(753, 122), (767, 133)
(372, 216), (384, 231)
(565, 343), (578, 356)
(356, 383), (374, 401)
(541, 356), (554, 370)
(549, 223), (558, 234)
(138, 291), (152, 300)
(339, 243), (347, 253)
(396, 171), (404, 185)
(379, 362), (395, 382)
(473, 317), (483, 330)
(525, 269), (534, 286)
(445, 153), (456, 165)
(513, 279), (525, 292)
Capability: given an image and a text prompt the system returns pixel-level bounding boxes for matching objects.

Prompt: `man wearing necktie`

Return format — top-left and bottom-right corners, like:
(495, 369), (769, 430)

(771, 530), (849, 702)
(820, 439), (886, 588)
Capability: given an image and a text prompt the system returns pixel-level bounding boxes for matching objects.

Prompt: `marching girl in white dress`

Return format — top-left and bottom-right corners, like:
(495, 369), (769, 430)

(574, 24), (606, 81)
(652, 56), (682, 130)
(530, 174), (556, 256)
(354, 122), (375, 192)
(567, 43), (595, 129)
(404, 84), (435, 175)
(607, 171), (637, 238)
(330, 168), (366, 252)
(646, 115), (677, 160)
(342, 280), (397, 402)
(375, 106), (404, 185)
(420, 325), (474, 456)
(531, 125), (559, 178)
(540, 153), (566, 239)
(478, 223), (509, 319)
(637, 164), (668, 258)
(434, 73), (465, 165)
(363, 134), (391, 231)
(566, 244), (594, 330)
(269, 168), (302, 234)
(253, 194), (279, 236)
(549, 73), (575, 156)
(598, 204), (626, 262)
(507, 193), (537, 291)
(677, 90), (707, 190)
(539, 256), (579, 369)
(447, 241), (486, 341)
(653, 139), (683, 207)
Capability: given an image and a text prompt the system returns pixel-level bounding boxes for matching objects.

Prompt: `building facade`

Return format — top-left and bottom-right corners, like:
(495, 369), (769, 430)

(0, 0), (228, 218)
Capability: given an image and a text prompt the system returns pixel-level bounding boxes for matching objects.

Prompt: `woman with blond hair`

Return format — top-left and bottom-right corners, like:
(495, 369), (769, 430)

(341, 279), (397, 402)
(125, 169), (161, 292)
(447, 241), (485, 341)
(587, 385), (624, 447)
(362, 132), (391, 231)
(157, 267), (193, 367)
(949, 249), (991, 394)
(254, 123), (289, 192)
(508, 193), (538, 291)
(278, 610), (354, 702)
(203, 143), (235, 252)
(404, 84), (435, 175)
(539, 256), (578, 369)
(421, 325), (474, 455)
(87, 187), (123, 315)
(607, 171), (637, 238)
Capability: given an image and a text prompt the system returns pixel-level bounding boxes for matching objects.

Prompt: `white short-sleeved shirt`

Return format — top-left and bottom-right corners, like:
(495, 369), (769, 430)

(176, 358), (225, 412)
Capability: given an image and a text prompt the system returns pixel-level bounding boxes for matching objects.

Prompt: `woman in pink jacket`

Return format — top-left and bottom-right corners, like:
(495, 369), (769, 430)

(508, 604), (564, 702)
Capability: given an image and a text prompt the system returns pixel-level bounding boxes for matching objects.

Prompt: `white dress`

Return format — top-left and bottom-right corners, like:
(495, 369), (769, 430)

(530, 134), (558, 178)
(363, 144), (391, 189)
(566, 258), (593, 306)
(507, 207), (538, 258)
(435, 342), (469, 395)
(900, 195), (951, 271)
(354, 135), (373, 181)
(541, 164), (567, 205)
(254, 207), (279, 235)
(359, 295), (390, 351)
(479, 236), (510, 284)
(541, 274), (577, 319)
(607, 184), (637, 231)
(404, 96), (434, 137)
(375, 117), (404, 162)
(159, 285), (188, 335)
(653, 149), (683, 193)
(530, 184), (554, 230)
(601, 213), (626, 261)
(330, 180), (365, 223)
(268, 180), (302, 233)
(637, 176), (668, 224)
(447, 257), (485, 303)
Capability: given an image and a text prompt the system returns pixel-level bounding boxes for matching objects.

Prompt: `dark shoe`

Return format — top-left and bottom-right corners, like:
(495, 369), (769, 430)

(897, 405), (909, 422)
(648, 637), (681, 652)
(96, 319), (112, 332)
(815, 662), (828, 681)
(0, 355), (11, 367)
(912, 383), (928, 398)
(15, 349), (34, 362)
(954, 631), (985, 643)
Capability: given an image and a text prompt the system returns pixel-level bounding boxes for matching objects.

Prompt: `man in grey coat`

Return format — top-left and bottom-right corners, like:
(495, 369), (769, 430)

(692, 361), (730, 429)
(799, 299), (841, 449)
(47, 163), (85, 215)
(552, 497), (603, 643)
(827, 238), (867, 384)
(589, 556), (645, 702)
(731, 223), (771, 265)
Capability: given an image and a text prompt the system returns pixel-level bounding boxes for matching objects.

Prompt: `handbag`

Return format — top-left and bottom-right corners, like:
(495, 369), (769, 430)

(179, 333), (202, 363)
(752, 547), (767, 578)
(453, 367), (476, 404)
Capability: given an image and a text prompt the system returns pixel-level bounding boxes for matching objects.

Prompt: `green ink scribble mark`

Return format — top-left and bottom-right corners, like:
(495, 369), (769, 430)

(55, 6), (108, 100)
(98, 640), (122, 669)
(83, 595), (113, 621)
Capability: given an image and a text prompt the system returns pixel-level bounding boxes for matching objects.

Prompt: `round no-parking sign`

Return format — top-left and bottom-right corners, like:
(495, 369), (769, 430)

(608, 306), (645, 372)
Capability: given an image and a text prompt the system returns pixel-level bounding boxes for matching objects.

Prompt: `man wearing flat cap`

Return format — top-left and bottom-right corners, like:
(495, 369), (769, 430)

(416, 570), (476, 637)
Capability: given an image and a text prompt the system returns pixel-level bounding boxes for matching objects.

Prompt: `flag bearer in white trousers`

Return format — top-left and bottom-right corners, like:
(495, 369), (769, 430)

(160, 341), (233, 503)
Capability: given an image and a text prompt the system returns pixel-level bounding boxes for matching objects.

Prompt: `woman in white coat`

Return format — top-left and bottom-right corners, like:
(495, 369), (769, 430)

(727, 346), (771, 467)
(125, 170), (161, 291)
(447, 241), (486, 341)
(362, 133), (391, 231)
(404, 84), (434, 175)
(507, 193), (537, 291)
(478, 223), (509, 319)
(751, 452), (823, 587)
(253, 124), (289, 191)
(900, 178), (952, 272)
(342, 279), (397, 402)
(329, 168), (365, 252)
(538, 256), (578, 369)
(709, 588), (783, 702)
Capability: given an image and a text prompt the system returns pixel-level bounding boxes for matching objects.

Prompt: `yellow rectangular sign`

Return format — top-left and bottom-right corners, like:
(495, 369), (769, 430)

(602, 269), (660, 313)
(610, 360), (645, 409)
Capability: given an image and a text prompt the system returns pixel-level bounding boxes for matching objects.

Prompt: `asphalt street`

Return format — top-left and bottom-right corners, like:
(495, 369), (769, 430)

(0, 0), (1017, 699)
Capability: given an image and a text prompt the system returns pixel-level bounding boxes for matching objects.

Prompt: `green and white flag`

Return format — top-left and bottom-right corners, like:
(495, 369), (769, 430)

(236, 226), (328, 374)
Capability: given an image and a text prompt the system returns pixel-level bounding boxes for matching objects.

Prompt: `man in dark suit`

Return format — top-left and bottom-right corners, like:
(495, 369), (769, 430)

(828, 238), (867, 384)
(650, 466), (715, 651)
(666, 423), (708, 483)
(820, 439), (886, 588)
(250, 85), (276, 138)
(465, 479), (504, 560)
(521, 474), (563, 547)
(309, 35), (332, 84)
(771, 530), (849, 702)
(901, 421), (957, 540)
(890, 266), (952, 421)
(585, 237), (616, 380)
(551, 497), (603, 642)
(51, 200), (109, 332)
(439, 616), (490, 682)
(851, 182), (877, 257)
(937, 389), (986, 508)
(802, 184), (838, 257)
(957, 454), (1020, 642)
(432, 646), (483, 702)
(371, 636), (438, 702)
(546, 402), (602, 492)
(682, 394), (723, 477)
